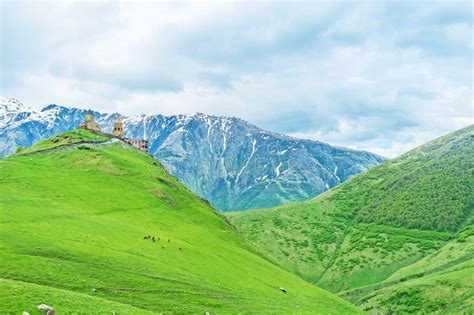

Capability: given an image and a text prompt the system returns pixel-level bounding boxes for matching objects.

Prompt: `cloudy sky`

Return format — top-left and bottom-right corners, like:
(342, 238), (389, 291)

(1, 1), (472, 157)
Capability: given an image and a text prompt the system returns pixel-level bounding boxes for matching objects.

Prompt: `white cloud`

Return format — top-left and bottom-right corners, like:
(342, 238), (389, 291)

(1, 1), (472, 157)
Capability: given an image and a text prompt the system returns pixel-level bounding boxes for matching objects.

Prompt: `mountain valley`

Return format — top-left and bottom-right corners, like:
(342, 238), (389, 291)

(228, 125), (474, 313)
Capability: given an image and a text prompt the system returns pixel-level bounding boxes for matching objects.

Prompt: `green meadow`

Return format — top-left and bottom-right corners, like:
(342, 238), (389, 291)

(0, 130), (360, 314)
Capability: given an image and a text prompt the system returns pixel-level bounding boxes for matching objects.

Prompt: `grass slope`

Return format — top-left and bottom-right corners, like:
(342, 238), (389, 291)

(228, 125), (474, 313)
(0, 129), (360, 314)
(340, 226), (474, 313)
(19, 129), (110, 154)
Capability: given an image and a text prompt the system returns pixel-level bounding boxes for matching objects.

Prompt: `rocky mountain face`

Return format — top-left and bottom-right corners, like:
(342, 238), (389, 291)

(0, 97), (384, 211)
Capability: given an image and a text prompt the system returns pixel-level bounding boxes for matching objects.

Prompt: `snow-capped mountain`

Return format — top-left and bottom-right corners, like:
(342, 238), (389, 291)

(0, 98), (385, 211)
(0, 97), (31, 129)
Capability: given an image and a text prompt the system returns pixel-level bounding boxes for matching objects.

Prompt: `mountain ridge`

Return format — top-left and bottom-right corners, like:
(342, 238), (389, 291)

(0, 97), (384, 211)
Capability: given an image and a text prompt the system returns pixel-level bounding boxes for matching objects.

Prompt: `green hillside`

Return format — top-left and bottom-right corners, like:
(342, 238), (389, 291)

(228, 125), (474, 313)
(341, 226), (474, 314)
(0, 129), (360, 314)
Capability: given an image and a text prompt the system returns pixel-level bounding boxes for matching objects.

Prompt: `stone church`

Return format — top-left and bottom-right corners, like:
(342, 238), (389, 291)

(79, 114), (148, 153)
(112, 118), (149, 152)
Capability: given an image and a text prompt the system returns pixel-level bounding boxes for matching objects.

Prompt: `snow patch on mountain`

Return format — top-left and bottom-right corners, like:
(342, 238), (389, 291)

(0, 97), (385, 211)
(275, 162), (282, 177)
(236, 138), (257, 185)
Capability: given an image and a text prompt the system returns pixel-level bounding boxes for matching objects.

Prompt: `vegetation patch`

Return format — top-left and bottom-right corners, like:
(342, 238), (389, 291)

(228, 125), (474, 314)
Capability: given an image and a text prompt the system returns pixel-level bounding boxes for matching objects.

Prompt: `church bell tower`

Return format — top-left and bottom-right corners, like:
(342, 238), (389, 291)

(112, 117), (124, 138)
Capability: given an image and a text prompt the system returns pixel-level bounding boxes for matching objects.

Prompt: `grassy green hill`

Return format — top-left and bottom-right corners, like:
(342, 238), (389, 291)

(0, 129), (360, 314)
(340, 226), (473, 314)
(228, 125), (474, 313)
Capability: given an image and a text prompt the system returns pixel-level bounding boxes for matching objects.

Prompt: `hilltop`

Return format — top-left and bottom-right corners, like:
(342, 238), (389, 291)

(0, 97), (383, 211)
(228, 125), (474, 313)
(0, 129), (360, 314)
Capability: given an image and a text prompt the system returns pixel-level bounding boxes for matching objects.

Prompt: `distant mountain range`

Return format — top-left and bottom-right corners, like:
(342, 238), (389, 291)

(0, 97), (384, 211)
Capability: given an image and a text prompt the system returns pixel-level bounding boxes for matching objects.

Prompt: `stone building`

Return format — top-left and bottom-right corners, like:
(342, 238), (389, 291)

(79, 114), (101, 132)
(127, 139), (149, 152)
(111, 117), (149, 153)
(112, 118), (124, 138)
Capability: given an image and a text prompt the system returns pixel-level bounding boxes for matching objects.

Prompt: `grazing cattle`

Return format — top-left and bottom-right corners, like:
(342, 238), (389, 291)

(143, 236), (148, 240)
(152, 237), (155, 242)
(37, 304), (55, 314)
(279, 287), (287, 293)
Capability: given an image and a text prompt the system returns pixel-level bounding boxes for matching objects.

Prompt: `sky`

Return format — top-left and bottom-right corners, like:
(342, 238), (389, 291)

(1, 1), (472, 157)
